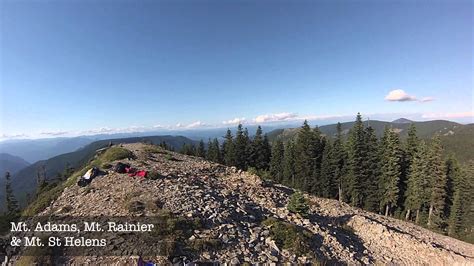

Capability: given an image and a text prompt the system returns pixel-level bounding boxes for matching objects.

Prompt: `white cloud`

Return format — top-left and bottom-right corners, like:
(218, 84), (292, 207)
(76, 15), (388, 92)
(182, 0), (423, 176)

(385, 89), (417, 102)
(0, 133), (29, 140)
(40, 131), (69, 136)
(223, 117), (247, 125)
(385, 89), (434, 103)
(421, 111), (474, 119)
(185, 121), (207, 128)
(253, 112), (298, 123)
(419, 97), (434, 102)
(175, 121), (207, 129)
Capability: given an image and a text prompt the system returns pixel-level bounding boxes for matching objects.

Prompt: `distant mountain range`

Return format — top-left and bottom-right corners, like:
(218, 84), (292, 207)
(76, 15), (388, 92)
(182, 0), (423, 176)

(0, 153), (30, 175)
(1, 135), (196, 209)
(267, 119), (474, 164)
(0, 125), (286, 164)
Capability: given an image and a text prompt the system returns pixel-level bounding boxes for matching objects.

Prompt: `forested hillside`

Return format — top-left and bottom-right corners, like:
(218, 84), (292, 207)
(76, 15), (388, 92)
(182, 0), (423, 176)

(267, 119), (474, 164)
(179, 115), (474, 244)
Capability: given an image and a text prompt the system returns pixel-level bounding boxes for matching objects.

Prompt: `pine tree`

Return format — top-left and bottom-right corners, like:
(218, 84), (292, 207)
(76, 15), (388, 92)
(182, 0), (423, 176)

(401, 124), (419, 218)
(222, 129), (236, 166)
(207, 138), (222, 163)
(404, 141), (429, 223)
(310, 127), (325, 195)
(347, 113), (367, 207)
(234, 124), (250, 170)
(180, 143), (196, 155)
(427, 135), (447, 230)
(332, 123), (347, 201)
(270, 139), (285, 182)
(405, 124), (419, 174)
(363, 126), (381, 212)
(380, 129), (402, 216)
(444, 156), (460, 220)
(319, 140), (334, 198)
(287, 192), (310, 217)
(283, 140), (296, 187)
(196, 139), (206, 158)
(448, 165), (470, 237)
(5, 172), (19, 219)
(294, 120), (317, 192)
(250, 126), (271, 170)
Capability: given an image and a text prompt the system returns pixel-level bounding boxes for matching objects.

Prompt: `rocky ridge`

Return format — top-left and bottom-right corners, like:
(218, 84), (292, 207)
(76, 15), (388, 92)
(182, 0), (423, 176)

(14, 143), (474, 264)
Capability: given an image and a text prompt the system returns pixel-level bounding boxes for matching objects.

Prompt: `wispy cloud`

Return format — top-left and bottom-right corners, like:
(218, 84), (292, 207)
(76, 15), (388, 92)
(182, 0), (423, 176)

(419, 97), (435, 102)
(421, 111), (474, 119)
(385, 89), (434, 103)
(40, 131), (69, 136)
(253, 112), (298, 123)
(0, 133), (29, 140)
(175, 121), (208, 129)
(223, 117), (247, 125)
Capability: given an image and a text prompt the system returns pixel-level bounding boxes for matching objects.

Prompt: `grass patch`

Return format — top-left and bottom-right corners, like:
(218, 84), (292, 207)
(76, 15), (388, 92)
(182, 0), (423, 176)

(147, 170), (163, 180)
(262, 217), (313, 256)
(149, 209), (204, 256)
(189, 238), (221, 252)
(101, 147), (134, 162)
(144, 145), (166, 154)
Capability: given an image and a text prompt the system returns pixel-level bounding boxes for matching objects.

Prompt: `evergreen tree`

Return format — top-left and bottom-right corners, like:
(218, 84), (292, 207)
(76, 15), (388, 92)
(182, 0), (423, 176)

(347, 113), (367, 207)
(234, 124), (250, 170)
(250, 126), (272, 170)
(287, 192), (310, 217)
(400, 124), (419, 217)
(319, 140), (334, 198)
(404, 141), (429, 223)
(270, 139), (285, 182)
(363, 126), (381, 212)
(222, 129), (236, 166)
(380, 129), (402, 216)
(283, 140), (297, 187)
(5, 172), (19, 219)
(448, 165), (470, 237)
(332, 123), (347, 201)
(405, 124), (419, 174)
(309, 127), (325, 195)
(206, 138), (222, 163)
(180, 143), (196, 156)
(444, 156), (460, 220)
(196, 139), (206, 158)
(294, 120), (317, 191)
(427, 135), (447, 230)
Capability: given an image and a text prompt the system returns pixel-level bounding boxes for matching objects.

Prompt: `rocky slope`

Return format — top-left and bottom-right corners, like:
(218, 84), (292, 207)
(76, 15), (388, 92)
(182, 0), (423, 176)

(12, 143), (474, 265)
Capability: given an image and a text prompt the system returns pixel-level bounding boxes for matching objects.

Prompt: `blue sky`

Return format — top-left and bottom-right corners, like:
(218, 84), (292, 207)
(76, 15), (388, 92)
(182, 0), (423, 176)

(0, 0), (472, 139)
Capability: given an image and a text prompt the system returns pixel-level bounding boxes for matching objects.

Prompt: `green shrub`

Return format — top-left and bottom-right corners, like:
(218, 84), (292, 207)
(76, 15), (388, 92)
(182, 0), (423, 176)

(127, 200), (146, 213)
(144, 145), (165, 154)
(287, 192), (310, 217)
(262, 217), (313, 256)
(147, 171), (162, 180)
(101, 147), (134, 162)
(189, 238), (222, 252)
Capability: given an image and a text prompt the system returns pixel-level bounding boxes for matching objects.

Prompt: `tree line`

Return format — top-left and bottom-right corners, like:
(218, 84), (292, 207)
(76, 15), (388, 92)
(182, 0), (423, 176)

(179, 113), (473, 242)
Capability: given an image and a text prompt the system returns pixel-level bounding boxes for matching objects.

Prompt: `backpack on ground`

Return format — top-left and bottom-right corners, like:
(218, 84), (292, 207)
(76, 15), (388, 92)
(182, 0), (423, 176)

(114, 162), (130, 173)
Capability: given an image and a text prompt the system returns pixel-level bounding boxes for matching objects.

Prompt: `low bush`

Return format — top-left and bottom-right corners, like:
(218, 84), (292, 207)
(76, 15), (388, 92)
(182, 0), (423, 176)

(101, 147), (134, 162)
(262, 217), (313, 256)
(287, 192), (310, 217)
(189, 238), (221, 252)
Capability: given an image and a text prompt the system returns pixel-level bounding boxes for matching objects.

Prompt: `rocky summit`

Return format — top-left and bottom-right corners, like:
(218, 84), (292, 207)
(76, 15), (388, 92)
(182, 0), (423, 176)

(12, 143), (474, 264)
